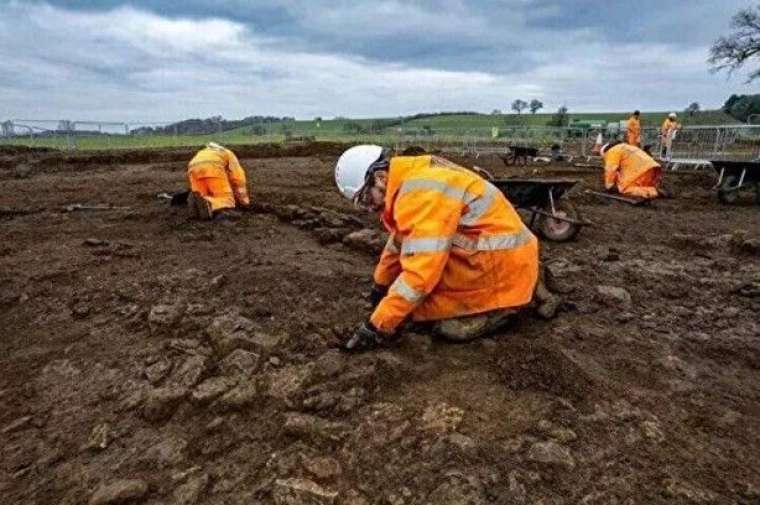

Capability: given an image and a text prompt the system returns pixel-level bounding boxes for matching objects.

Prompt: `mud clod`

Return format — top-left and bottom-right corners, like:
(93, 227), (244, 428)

(89, 479), (148, 505)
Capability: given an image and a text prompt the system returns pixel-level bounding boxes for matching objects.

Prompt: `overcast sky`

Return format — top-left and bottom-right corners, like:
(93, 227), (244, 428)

(0, 0), (757, 122)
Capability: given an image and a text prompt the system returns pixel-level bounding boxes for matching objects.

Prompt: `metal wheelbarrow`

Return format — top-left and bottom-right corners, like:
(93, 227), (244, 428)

(711, 160), (760, 205)
(491, 178), (588, 242)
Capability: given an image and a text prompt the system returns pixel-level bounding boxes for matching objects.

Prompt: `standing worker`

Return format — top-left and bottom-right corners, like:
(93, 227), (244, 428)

(626, 110), (641, 147)
(334, 145), (554, 351)
(186, 142), (250, 219)
(660, 112), (681, 160)
(601, 141), (665, 199)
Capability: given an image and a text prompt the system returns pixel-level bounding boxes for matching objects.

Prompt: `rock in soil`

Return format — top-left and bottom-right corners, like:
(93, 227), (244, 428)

(425, 473), (487, 505)
(594, 285), (632, 308)
(142, 386), (187, 422)
(272, 478), (338, 505)
(268, 364), (314, 403)
(191, 376), (238, 405)
(302, 456), (342, 481)
(170, 355), (209, 389)
(172, 473), (209, 505)
(283, 413), (349, 443)
(213, 381), (259, 412)
(148, 303), (185, 334)
(420, 402), (465, 434)
(219, 349), (260, 377)
(84, 422), (113, 451)
(342, 229), (386, 254)
(527, 440), (576, 470)
(144, 359), (172, 385)
(141, 435), (188, 468)
(89, 479), (148, 505)
(206, 313), (283, 356)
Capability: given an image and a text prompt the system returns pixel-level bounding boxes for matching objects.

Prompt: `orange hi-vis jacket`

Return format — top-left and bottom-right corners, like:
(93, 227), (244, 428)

(626, 116), (641, 146)
(603, 143), (660, 193)
(187, 146), (250, 207)
(370, 155), (539, 333)
(661, 118), (680, 141)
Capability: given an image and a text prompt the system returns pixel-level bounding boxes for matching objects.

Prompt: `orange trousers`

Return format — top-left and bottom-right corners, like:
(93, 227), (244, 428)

(188, 171), (236, 212)
(621, 166), (661, 199)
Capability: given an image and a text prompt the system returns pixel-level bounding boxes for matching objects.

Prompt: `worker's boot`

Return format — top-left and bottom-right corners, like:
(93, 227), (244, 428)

(433, 309), (518, 342)
(188, 192), (213, 220)
(214, 208), (243, 221)
(534, 265), (562, 319)
(187, 191), (199, 219)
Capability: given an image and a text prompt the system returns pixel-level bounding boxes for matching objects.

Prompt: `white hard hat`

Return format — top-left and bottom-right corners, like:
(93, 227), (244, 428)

(335, 145), (384, 200)
(207, 142), (225, 150)
(600, 143), (611, 155)
(668, 112), (677, 119)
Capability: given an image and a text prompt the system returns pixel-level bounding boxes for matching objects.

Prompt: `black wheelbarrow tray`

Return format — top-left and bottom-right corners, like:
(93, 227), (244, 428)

(491, 178), (590, 242)
(711, 160), (760, 205)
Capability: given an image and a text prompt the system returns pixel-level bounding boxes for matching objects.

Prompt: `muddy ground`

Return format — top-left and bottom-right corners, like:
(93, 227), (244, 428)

(1, 144), (760, 505)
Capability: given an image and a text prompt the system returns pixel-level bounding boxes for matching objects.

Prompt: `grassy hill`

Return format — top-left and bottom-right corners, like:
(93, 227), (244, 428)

(1, 110), (741, 150)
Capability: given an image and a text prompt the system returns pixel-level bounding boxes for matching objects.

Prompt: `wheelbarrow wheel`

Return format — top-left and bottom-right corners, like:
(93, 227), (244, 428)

(718, 175), (740, 204)
(538, 200), (581, 242)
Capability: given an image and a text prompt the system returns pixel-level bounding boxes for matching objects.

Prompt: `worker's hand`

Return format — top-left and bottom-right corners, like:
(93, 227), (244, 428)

(605, 186), (617, 194)
(368, 284), (388, 309)
(344, 321), (392, 352)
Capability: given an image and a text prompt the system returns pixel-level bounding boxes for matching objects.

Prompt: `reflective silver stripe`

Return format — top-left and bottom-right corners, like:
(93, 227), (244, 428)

(398, 178), (472, 203)
(384, 235), (400, 254)
(188, 160), (225, 170)
(390, 277), (425, 304)
(452, 227), (533, 251)
(401, 237), (452, 255)
(460, 181), (498, 226)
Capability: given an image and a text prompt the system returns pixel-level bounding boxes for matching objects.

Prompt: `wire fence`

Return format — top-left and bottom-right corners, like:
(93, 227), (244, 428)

(2, 119), (759, 163)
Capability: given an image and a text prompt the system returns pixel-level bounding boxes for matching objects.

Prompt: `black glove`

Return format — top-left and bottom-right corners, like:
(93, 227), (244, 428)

(344, 321), (390, 352)
(368, 284), (388, 309)
(605, 186), (617, 194)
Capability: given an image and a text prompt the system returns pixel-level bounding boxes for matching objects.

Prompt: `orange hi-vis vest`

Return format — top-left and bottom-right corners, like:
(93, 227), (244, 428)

(370, 155), (539, 333)
(626, 116), (641, 145)
(187, 146), (250, 206)
(603, 143), (660, 192)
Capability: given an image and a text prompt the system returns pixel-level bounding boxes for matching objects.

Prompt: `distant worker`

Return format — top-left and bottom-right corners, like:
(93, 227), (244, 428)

(626, 110), (641, 147)
(601, 141), (665, 199)
(334, 145), (556, 351)
(660, 112), (681, 159)
(186, 142), (250, 219)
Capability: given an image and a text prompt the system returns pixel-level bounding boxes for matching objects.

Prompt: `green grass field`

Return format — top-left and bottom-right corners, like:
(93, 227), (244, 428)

(0, 110), (740, 151)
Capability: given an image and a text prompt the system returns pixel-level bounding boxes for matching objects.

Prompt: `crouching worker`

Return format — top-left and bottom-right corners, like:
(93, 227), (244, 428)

(187, 142), (250, 219)
(335, 145), (551, 351)
(601, 141), (665, 199)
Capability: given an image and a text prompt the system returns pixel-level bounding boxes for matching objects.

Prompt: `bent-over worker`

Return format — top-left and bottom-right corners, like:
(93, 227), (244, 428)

(626, 110), (641, 147)
(187, 142), (250, 219)
(601, 141), (664, 199)
(335, 145), (549, 351)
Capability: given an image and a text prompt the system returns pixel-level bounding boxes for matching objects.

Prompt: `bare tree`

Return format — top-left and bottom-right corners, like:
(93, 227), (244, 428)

(529, 99), (544, 114)
(511, 99), (528, 115)
(710, 4), (760, 81)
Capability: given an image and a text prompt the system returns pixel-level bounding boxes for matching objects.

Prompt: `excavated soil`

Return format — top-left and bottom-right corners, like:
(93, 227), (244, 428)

(2, 144), (760, 505)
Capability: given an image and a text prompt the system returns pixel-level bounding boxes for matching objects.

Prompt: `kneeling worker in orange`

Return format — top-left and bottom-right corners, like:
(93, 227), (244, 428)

(335, 145), (542, 351)
(187, 142), (250, 219)
(601, 141), (664, 199)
